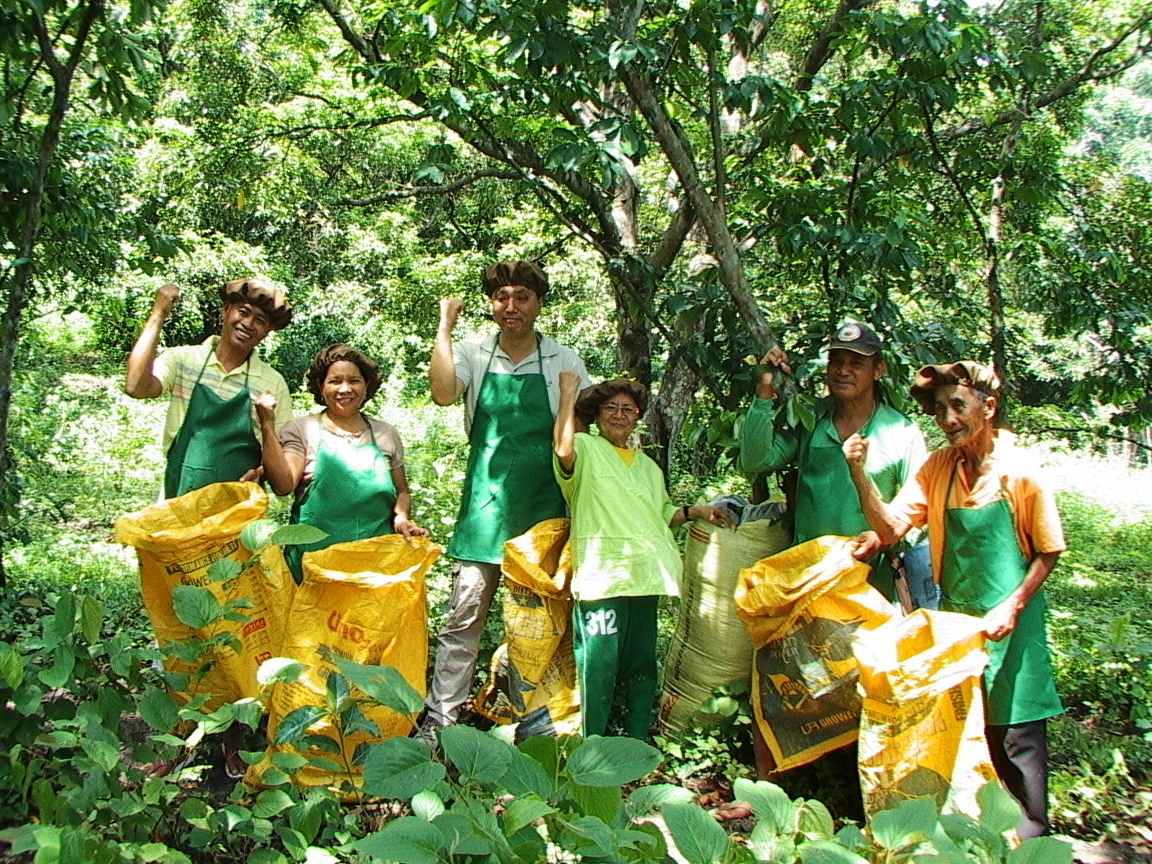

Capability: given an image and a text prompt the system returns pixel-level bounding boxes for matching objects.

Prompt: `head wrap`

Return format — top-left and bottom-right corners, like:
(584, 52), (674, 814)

(480, 260), (549, 300)
(305, 343), (382, 405)
(909, 360), (1001, 414)
(575, 378), (649, 427)
(219, 278), (293, 330)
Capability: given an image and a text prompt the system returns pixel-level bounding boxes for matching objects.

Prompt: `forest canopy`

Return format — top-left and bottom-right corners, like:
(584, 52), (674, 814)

(2, 0), (1152, 574)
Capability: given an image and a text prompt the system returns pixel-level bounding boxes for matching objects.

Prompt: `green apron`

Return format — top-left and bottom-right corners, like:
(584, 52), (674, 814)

(797, 408), (897, 599)
(286, 416), (398, 582)
(447, 336), (565, 564)
(164, 350), (261, 499)
(939, 470), (1062, 726)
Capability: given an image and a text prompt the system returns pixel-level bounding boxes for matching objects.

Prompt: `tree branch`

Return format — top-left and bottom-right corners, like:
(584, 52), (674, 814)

(336, 169), (524, 206)
(795, 0), (878, 92)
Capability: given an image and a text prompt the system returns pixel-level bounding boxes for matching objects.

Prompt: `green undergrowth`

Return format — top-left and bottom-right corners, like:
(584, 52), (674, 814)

(0, 560), (1072, 863)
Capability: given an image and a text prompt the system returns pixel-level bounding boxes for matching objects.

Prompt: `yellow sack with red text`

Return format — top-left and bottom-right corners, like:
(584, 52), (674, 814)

(114, 482), (294, 711)
(474, 518), (582, 739)
(735, 536), (895, 771)
(247, 535), (441, 791)
(854, 609), (996, 818)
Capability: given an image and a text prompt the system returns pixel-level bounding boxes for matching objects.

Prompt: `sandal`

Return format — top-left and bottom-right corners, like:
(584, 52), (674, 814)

(145, 748), (195, 779)
(223, 746), (247, 780)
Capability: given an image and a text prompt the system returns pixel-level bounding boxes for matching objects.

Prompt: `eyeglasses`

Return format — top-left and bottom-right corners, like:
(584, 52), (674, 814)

(600, 403), (639, 417)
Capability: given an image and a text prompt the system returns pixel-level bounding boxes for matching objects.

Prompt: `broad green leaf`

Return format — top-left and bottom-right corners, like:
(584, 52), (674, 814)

(246, 848), (287, 864)
(797, 840), (870, 863)
(1008, 836), (1073, 864)
(257, 658), (305, 687)
(441, 724), (513, 786)
(976, 781), (1023, 835)
(870, 796), (938, 850)
(570, 781), (621, 823)
(35, 731), (79, 748)
(501, 748), (555, 798)
(218, 805), (253, 831)
(0, 643), (26, 690)
(334, 657), (423, 715)
(565, 735), (661, 786)
(208, 558), (243, 584)
(625, 782), (694, 818)
(412, 789), (445, 821)
(270, 524), (329, 547)
(275, 706), (328, 744)
(798, 799), (836, 840)
(748, 822), (796, 863)
(362, 737), (446, 800)
(172, 586), (224, 629)
(253, 789), (296, 819)
(241, 520), (277, 552)
(517, 734), (560, 778)
(49, 593), (76, 645)
(734, 777), (797, 834)
(289, 791), (328, 842)
(325, 672), (351, 714)
(433, 811), (494, 857)
(138, 686), (178, 732)
(81, 738), (120, 772)
(79, 595), (103, 643)
(560, 815), (621, 858)
(271, 752), (310, 772)
(38, 645), (75, 689)
(233, 697), (264, 730)
(353, 817), (444, 864)
(662, 803), (731, 864)
(502, 796), (555, 835)
(302, 734), (341, 754)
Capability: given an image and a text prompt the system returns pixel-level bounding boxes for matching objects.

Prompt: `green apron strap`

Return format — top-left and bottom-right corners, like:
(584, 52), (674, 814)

(163, 347), (261, 499)
(286, 414), (398, 582)
(448, 334), (566, 563)
(939, 463), (1062, 725)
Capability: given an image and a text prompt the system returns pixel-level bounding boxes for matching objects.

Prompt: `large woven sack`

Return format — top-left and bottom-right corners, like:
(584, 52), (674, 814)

(855, 609), (996, 818)
(247, 535), (441, 791)
(659, 515), (790, 734)
(114, 482), (294, 711)
(735, 536), (895, 771)
(474, 518), (581, 739)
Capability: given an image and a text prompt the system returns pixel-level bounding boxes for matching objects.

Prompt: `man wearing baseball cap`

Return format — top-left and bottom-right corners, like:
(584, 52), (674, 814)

(125, 278), (294, 499)
(739, 321), (926, 600)
(424, 260), (589, 737)
(845, 361), (1065, 838)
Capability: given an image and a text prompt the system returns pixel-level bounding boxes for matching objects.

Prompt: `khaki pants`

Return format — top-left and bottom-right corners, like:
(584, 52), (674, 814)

(425, 560), (502, 727)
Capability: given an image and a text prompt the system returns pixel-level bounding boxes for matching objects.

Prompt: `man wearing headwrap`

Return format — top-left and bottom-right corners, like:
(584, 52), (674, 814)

(423, 260), (589, 736)
(124, 278), (294, 778)
(846, 361), (1065, 839)
(125, 279), (294, 499)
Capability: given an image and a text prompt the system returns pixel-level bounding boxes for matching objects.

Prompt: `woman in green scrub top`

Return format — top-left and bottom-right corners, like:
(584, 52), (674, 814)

(258, 344), (428, 582)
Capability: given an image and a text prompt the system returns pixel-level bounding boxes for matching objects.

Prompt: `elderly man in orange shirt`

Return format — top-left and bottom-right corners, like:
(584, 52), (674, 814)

(845, 361), (1064, 839)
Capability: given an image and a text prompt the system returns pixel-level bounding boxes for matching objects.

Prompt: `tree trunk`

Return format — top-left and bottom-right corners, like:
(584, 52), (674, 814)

(0, 0), (103, 586)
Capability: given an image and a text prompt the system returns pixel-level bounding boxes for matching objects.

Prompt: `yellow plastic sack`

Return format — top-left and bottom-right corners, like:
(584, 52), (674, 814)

(114, 482), (294, 711)
(248, 535), (441, 791)
(854, 609), (996, 817)
(735, 536), (895, 771)
(659, 514), (791, 735)
(474, 518), (582, 738)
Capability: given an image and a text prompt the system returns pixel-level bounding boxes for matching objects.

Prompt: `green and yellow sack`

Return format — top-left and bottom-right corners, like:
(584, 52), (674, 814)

(735, 536), (895, 771)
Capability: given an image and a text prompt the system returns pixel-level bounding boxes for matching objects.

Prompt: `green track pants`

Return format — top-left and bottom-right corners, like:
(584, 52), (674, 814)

(573, 595), (658, 739)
